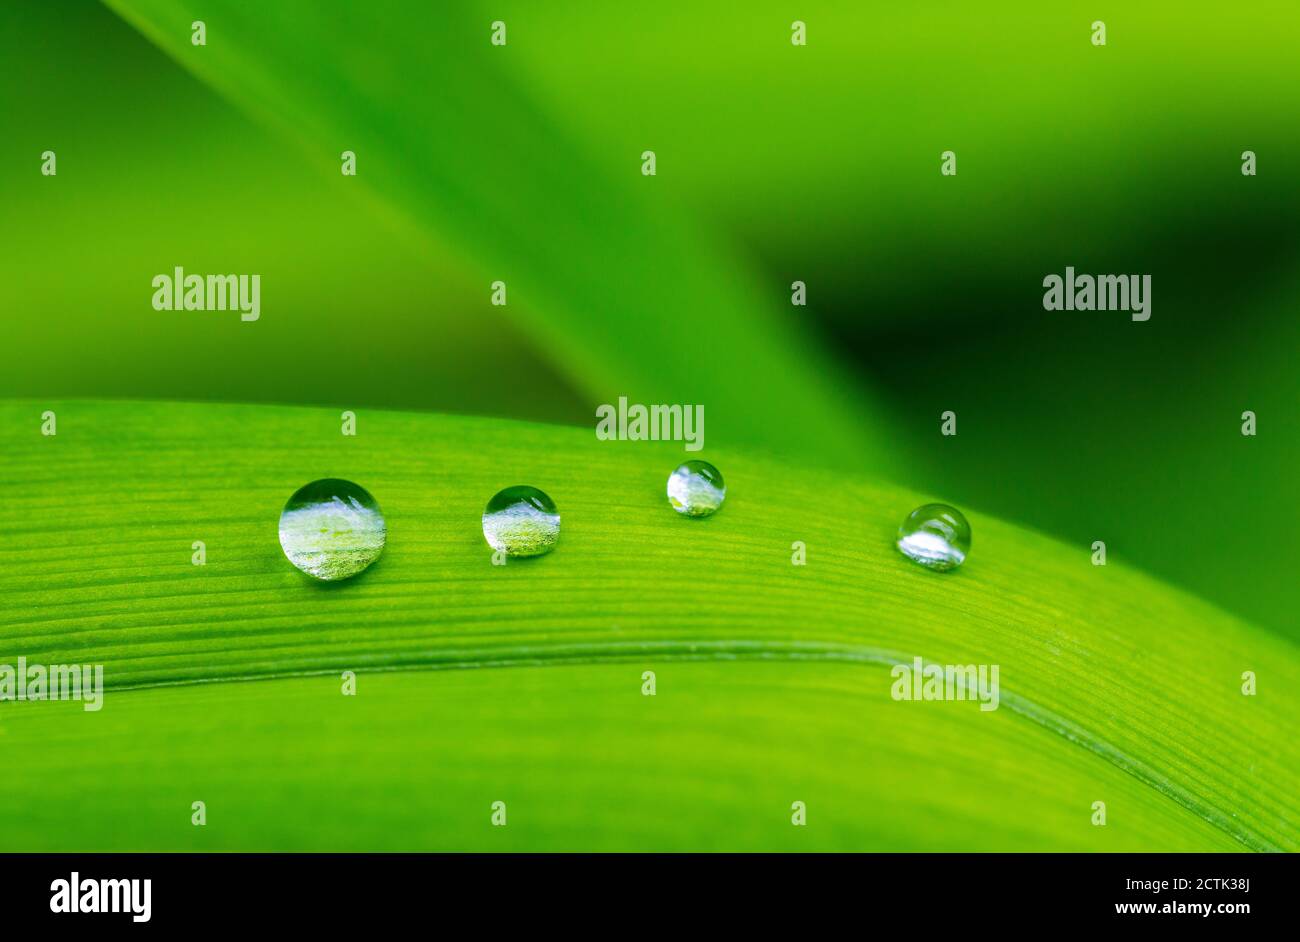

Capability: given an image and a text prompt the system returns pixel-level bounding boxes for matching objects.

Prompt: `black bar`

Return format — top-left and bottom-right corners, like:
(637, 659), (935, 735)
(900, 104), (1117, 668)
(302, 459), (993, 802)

(0, 853), (1289, 929)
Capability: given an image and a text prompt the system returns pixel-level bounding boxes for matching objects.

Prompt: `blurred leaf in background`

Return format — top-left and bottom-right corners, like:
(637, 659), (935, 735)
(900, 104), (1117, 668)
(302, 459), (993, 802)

(2, 0), (889, 467)
(0, 1), (585, 423)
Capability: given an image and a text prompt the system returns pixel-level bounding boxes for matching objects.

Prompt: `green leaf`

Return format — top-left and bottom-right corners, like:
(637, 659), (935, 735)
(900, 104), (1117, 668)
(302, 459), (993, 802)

(0, 1), (584, 423)
(100, 0), (886, 468)
(1, 400), (1295, 850)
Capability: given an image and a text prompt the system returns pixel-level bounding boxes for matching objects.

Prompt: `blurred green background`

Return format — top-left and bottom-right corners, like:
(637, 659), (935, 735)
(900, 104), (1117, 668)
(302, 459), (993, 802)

(2, 0), (1297, 643)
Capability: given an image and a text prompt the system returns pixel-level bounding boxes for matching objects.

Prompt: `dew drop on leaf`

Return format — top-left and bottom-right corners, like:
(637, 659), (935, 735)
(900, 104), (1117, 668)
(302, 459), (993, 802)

(667, 460), (726, 517)
(482, 485), (560, 557)
(897, 503), (971, 572)
(279, 478), (386, 581)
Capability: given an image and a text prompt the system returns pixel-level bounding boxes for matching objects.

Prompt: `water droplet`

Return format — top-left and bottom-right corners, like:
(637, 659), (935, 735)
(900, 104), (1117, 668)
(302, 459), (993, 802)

(279, 478), (386, 581)
(483, 485), (560, 557)
(896, 503), (970, 572)
(667, 460), (726, 517)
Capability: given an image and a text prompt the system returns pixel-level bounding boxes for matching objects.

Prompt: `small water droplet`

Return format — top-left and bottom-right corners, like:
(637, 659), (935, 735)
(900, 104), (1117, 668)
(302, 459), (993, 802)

(483, 485), (559, 557)
(897, 503), (970, 572)
(668, 460), (725, 517)
(279, 478), (386, 581)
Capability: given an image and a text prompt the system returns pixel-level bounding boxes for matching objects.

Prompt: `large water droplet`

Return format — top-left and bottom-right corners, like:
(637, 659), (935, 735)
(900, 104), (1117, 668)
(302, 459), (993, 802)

(482, 485), (560, 557)
(897, 503), (970, 572)
(279, 478), (386, 581)
(667, 460), (726, 517)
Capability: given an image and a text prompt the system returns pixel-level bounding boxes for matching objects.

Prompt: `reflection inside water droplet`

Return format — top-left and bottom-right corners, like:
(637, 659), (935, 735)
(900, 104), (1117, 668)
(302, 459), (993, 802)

(278, 478), (386, 581)
(482, 485), (560, 557)
(896, 502), (970, 572)
(667, 460), (725, 517)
